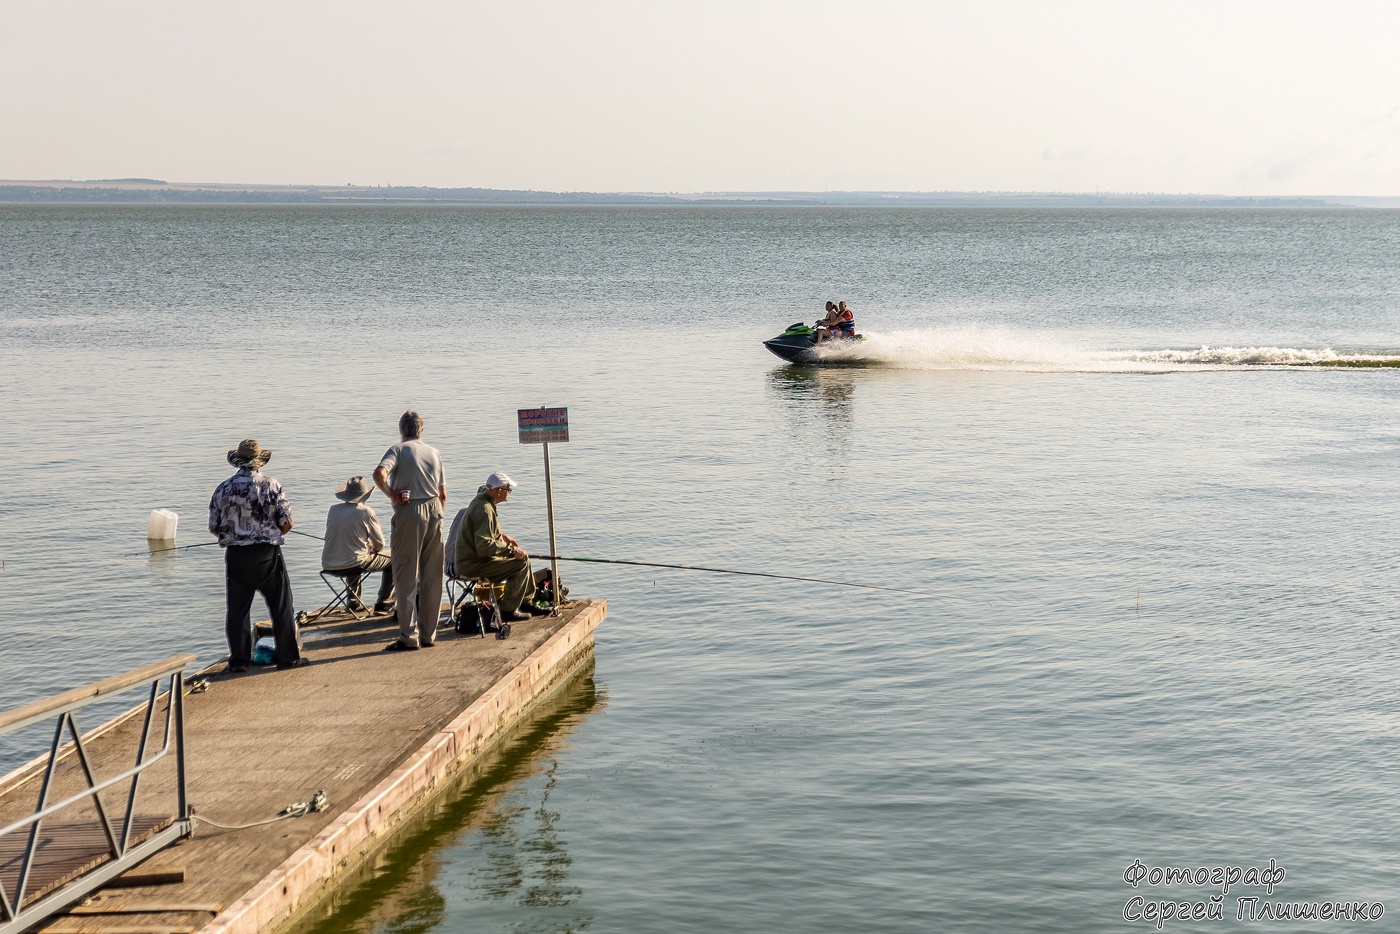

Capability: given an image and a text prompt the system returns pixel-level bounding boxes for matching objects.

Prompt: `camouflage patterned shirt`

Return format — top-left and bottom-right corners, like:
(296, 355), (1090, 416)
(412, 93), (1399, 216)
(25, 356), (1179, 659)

(209, 468), (293, 547)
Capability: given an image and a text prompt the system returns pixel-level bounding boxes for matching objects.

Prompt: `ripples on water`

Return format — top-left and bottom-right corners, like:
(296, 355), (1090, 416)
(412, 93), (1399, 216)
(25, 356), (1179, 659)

(3, 206), (1400, 931)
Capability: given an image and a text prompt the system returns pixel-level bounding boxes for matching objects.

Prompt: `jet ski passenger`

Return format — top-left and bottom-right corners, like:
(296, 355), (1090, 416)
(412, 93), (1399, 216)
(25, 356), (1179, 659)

(815, 300), (840, 343)
(837, 301), (856, 335)
(816, 300), (855, 343)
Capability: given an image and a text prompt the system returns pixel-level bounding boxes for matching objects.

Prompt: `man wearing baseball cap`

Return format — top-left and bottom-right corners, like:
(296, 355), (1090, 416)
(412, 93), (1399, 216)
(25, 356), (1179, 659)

(453, 471), (548, 622)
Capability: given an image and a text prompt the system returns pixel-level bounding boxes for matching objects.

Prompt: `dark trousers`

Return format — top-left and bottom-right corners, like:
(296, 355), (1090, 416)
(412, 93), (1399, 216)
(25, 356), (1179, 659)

(346, 552), (395, 605)
(225, 543), (301, 666)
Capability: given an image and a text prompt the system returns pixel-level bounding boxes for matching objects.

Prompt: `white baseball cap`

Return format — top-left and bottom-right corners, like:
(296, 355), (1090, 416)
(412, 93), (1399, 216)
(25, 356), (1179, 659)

(484, 471), (517, 491)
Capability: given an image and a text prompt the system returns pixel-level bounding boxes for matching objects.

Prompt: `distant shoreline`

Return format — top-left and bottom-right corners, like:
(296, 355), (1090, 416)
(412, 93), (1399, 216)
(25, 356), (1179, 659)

(1, 179), (1396, 208)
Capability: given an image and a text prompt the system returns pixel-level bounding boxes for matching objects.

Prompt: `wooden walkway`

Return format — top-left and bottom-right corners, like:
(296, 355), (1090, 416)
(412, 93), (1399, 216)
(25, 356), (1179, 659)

(0, 819), (170, 913)
(0, 599), (605, 934)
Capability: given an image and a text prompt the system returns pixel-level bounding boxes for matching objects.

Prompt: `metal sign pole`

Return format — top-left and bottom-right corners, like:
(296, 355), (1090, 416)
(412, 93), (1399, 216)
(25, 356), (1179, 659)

(542, 441), (561, 609)
(519, 406), (568, 612)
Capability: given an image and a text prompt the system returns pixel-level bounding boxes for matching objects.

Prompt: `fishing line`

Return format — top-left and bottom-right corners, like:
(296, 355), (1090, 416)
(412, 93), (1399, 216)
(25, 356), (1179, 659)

(529, 554), (936, 598)
(126, 530), (931, 597)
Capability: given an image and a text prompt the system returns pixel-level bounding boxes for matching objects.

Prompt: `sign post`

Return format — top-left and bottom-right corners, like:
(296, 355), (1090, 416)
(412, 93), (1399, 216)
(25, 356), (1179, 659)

(517, 407), (569, 609)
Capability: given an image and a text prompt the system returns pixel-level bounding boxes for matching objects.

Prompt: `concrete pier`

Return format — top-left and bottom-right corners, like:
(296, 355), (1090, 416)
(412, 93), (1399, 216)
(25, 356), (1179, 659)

(0, 599), (605, 934)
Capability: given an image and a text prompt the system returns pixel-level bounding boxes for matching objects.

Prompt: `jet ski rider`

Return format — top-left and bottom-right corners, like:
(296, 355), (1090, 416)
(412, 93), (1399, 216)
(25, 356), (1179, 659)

(815, 300), (856, 343)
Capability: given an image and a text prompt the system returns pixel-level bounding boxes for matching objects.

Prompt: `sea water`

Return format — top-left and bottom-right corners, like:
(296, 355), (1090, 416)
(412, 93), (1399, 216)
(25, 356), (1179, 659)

(2, 205), (1399, 932)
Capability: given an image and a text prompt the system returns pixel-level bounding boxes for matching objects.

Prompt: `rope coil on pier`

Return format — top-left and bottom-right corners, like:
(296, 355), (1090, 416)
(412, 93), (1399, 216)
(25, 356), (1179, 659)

(188, 790), (328, 836)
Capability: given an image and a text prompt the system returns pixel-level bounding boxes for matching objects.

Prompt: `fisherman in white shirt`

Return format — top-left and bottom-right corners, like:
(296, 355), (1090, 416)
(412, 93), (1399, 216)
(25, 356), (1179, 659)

(321, 476), (395, 615)
(373, 410), (447, 651)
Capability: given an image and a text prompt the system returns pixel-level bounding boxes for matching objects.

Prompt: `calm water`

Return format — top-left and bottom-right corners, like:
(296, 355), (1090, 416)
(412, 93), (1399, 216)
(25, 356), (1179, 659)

(3, 205), (1400, 931)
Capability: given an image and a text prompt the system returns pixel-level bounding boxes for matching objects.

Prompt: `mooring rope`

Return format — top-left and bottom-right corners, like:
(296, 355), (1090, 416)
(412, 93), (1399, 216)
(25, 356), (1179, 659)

(189, 790), (328, 836)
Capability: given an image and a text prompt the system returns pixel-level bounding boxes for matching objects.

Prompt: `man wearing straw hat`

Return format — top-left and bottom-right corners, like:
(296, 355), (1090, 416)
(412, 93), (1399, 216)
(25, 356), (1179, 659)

(321, 476), (395, 615)
(373, 411), (447, 651)
(208, 439), (308, 671)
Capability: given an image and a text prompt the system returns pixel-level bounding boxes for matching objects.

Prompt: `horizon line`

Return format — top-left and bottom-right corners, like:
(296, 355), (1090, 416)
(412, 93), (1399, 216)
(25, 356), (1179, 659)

(3, 179), (1398, 208)
(2, 178), (1398, 199)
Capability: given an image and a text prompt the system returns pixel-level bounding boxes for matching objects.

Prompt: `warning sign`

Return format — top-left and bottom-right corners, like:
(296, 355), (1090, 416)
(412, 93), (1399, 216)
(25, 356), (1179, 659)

(518, 407), (569, 444)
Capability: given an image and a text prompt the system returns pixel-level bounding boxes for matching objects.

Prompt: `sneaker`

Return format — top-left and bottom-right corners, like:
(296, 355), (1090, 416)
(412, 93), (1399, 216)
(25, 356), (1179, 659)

(502, 609), (531, 623)
(373, 601), (396, 615)
(346, 598), (367, 612)
(383, 640), (419, 652)
(277, 658), (311, 670)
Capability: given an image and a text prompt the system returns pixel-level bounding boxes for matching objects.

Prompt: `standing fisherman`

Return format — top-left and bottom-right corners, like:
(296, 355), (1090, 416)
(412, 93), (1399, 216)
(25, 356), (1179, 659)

(208, 439), (307, 671)
(374, 411), (447, 651)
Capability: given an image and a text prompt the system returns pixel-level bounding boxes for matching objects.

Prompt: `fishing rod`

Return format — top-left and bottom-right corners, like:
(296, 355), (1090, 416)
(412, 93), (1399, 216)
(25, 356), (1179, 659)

(528, 553), (936, 598)
(127, 527), (326, 558)
(127, 540), (222, 558)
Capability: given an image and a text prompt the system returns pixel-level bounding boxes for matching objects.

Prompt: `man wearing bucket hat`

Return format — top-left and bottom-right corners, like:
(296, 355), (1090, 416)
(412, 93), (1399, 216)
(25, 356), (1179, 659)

(208, 440), (307, 671)
(453, 472), (548, 622)
(321, 476), (395, 615)
(373, 411), (447, 651)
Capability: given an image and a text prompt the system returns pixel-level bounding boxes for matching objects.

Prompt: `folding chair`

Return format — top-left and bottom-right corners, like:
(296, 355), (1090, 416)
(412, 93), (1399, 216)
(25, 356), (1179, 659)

(308, 566), (370, 622)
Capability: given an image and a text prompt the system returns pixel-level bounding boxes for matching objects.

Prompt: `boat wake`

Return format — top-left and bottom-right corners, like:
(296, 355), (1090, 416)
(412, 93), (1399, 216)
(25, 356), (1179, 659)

(802, 327), (1400, 372)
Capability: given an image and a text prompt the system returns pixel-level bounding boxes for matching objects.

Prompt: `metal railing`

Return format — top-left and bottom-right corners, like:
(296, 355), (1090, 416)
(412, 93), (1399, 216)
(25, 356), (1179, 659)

(0, 654), (196, 933)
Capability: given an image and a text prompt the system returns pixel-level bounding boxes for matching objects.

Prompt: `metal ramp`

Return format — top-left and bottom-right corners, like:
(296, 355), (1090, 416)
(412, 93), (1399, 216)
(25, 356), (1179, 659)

(0, 656), (195, 933)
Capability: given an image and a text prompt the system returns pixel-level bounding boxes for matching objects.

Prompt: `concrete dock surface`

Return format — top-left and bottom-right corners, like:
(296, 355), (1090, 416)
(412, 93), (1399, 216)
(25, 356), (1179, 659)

(0, 599), (605, 934)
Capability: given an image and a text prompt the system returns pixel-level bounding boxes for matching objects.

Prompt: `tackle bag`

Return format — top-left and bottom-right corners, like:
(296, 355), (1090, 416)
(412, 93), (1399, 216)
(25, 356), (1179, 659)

(532, 568), (569, 608)
(455, 601), (498, 636)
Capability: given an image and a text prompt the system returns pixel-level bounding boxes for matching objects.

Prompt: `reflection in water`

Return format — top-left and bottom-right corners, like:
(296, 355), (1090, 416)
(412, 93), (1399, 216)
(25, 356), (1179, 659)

(144, 542), (193, 587)
(295, 664), (603, 934)
(765, 365), (859, 461)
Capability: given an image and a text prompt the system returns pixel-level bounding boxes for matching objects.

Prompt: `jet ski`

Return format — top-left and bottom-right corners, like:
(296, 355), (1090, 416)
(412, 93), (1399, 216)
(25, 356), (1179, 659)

(763, 322), (865, 363)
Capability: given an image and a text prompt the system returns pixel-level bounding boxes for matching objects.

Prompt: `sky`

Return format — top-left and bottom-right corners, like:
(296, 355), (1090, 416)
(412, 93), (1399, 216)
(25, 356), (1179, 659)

(2, 0), (1398, 195)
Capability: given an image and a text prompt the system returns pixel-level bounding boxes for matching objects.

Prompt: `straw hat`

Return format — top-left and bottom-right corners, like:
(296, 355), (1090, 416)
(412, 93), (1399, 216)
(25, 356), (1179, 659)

(335, 476), (373, 503)
(227, 439), (272, 469)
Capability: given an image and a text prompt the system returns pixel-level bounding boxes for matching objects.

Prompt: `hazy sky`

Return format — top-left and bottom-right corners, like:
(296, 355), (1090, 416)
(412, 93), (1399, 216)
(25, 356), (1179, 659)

(2, 0), (1397, 194)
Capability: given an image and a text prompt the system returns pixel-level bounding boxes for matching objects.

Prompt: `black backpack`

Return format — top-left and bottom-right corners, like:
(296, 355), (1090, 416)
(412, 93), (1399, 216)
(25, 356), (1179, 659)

(455, 602), (497, 636)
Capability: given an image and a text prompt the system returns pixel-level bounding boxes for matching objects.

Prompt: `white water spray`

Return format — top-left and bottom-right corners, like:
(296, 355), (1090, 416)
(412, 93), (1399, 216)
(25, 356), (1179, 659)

(804, 326), (1400, 373)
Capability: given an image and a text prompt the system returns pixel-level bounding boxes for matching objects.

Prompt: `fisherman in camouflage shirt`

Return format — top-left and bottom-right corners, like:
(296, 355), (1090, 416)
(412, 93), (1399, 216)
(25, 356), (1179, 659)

(209, 439), (307, 671)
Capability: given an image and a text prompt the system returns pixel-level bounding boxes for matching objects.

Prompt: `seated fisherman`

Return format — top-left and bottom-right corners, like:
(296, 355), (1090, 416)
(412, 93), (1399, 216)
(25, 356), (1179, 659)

(815, 300), (855, 343)
(453, 472), (549, 622)
(321, 476), (395, 615)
